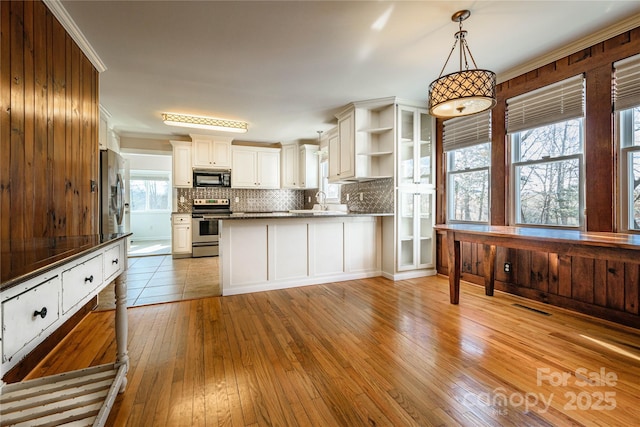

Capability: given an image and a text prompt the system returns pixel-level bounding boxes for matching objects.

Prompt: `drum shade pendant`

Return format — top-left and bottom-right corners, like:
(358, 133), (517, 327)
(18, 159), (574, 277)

(428, 10), (496, 118)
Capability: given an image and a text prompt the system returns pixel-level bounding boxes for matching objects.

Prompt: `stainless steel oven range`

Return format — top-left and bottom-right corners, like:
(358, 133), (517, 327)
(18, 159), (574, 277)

(191, 198), (231, 257)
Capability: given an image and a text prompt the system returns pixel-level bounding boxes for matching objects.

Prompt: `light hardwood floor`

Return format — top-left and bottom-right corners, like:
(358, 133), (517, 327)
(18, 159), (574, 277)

(27, 276), (640, 426)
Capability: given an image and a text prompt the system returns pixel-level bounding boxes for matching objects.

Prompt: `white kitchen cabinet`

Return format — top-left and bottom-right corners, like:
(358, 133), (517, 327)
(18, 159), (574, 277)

(331, 99), (394, 182)
(397, 106), (434, 187)
(231, 146), (280, 189)
(220, 216), (380, 295)
(397, 190), (435, 271)
(281, 144), (299, 188)
(281, 144), (319, 189)
(191, 134), (232, 169)
(270, 222), (308, 280)
(227, 222), (269, 285)
(172, 214), (192, 257)
(299, 144), (319, 188)
(170, 141), (193, 187)
(330, 109), (355, 181)
(345, 218), (378, 273)
(310, 221), (344, 276)
(393, 104), (435, 274)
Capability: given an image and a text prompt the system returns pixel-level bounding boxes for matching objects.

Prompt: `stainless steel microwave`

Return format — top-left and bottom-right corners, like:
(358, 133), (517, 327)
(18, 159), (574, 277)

(193, 169), (231, 187)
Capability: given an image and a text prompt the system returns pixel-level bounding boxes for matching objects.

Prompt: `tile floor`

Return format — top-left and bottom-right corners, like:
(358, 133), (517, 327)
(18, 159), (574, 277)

(128, 239), (171, 257)
(97, 255), (220, 310)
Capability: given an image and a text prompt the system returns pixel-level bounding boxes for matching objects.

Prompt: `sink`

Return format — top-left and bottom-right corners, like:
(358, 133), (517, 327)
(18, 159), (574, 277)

(290, 204), (348, 215)
(288, 209), (346, 215)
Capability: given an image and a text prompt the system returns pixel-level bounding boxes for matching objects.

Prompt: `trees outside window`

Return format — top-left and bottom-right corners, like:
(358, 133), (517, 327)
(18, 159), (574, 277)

(512, 119), (583, 227)
(619, 107), (640, 231)
(447, 143), (490, 222)
(130, 172), (171, 212)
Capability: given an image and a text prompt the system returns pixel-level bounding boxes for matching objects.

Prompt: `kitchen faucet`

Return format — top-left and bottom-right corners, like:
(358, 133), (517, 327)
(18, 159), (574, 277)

(315, 191), (327, 210)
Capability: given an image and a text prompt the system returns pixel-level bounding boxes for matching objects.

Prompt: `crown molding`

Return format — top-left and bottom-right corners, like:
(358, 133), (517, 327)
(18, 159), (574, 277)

(497, 13), (640, 83)
(43, 0), (107, 73)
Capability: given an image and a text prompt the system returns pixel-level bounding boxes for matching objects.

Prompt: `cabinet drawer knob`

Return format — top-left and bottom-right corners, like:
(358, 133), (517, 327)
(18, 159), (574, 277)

(85, 275), (94, 283)
(33, 307), (48, 319)
(112, 258), (119, 265)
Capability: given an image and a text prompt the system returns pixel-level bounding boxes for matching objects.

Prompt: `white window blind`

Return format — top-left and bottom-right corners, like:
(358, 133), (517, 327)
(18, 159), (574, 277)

(614, 53), (640, 112)
(443, 110), (491, 152)
(506, 74), (584, 134)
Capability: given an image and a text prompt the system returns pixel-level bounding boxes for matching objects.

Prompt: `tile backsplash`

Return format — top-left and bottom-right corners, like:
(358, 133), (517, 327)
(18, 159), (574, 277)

(177, 187), (304, 213)
(341, 178), (394, 213)
(303, 178), (394, 213)
(178, 178), (394, 214)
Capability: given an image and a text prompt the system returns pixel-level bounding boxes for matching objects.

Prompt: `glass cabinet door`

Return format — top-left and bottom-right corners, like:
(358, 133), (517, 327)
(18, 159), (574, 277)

(418, 112), (433, 186)
(397, 190), (435, 271)
(398, 108), (416, 187)
(398, 190), (415, 270)
(397, 107), (434, 187)
(417, 192), (434, 268)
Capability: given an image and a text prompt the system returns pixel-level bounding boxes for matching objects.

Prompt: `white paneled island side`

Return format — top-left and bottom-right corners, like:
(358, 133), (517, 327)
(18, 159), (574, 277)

(219, 214), (389, 295)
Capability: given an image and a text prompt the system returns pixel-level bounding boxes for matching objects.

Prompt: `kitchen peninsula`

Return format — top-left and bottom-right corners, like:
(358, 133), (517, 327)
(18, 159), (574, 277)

(219, 212), (391, 295)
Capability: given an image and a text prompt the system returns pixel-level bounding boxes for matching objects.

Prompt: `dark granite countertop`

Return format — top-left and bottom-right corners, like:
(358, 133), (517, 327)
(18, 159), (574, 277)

(221, 211), (393, 219)
(1, 233), (132, 291)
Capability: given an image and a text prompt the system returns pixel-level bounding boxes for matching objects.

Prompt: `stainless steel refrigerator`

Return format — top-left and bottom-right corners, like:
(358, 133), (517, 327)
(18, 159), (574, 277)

(100, 149), (128, 235)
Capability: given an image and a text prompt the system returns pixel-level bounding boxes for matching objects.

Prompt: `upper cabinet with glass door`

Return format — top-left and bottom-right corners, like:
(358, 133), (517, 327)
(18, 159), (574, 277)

(397, 106), (434, 188)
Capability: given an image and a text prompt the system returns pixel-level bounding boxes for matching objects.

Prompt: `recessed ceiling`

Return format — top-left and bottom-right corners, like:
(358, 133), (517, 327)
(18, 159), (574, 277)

(60, 0), (640, 144)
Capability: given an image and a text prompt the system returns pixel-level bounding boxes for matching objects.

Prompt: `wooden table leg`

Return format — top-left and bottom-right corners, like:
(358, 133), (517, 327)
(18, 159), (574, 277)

(483, 244), (496, 296)
(446, 231), (461, 304)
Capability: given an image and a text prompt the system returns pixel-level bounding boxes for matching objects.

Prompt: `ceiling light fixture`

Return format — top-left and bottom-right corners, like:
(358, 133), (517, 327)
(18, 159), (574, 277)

(161, 113), (248, 133)
(427, 10), (496, 118)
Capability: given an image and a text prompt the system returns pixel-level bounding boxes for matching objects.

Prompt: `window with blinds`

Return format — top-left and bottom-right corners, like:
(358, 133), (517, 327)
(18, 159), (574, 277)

(508, 75), (585, 228)
(444, 111), (491, 223)
(507, 74), (584, 134)
(614, 53), (640, 231)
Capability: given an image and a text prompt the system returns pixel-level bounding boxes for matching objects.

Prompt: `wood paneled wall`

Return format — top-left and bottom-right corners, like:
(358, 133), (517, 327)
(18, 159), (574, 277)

(1, 1), (99, 248)
(435, 28), (640, 327)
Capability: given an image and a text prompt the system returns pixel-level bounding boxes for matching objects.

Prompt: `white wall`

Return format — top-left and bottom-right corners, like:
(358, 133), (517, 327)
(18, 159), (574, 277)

(123, 153), (172, 171)
(130, 212), (172, 241)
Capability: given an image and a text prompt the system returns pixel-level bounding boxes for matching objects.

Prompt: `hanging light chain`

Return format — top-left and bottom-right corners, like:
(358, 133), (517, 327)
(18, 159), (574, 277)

(437, 35), (460, 78)
(437, 10), (481, 77)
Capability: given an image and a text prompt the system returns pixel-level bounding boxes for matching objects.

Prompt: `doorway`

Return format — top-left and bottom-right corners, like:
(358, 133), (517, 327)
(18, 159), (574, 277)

(123, 153), (173, 257)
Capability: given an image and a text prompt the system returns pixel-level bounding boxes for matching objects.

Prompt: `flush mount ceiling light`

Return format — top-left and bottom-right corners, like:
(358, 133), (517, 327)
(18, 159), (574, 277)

(427, 10), (496, 118)
(161, 113), (248, 133)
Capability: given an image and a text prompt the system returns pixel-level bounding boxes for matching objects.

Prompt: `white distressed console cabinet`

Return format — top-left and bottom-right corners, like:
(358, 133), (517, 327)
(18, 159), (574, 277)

(0, 234), (130, 426)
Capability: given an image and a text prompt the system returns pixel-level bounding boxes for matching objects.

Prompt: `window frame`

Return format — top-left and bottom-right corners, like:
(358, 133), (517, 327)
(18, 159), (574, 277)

(129, 170), (172, 213)
(618, 107), (640, 233)
(446, 143), (491, 224)
(509, 120), (585, 229)
(318, 150), (341, 204)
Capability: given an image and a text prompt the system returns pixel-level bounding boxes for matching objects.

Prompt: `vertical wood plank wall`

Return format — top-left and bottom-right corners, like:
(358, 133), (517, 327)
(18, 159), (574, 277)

(0, 1), (99, 260)
(436, 28), (640, 328)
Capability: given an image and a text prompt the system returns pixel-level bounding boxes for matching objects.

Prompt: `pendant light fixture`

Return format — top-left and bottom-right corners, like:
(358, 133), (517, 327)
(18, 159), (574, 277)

(427, 10), (496, 118)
